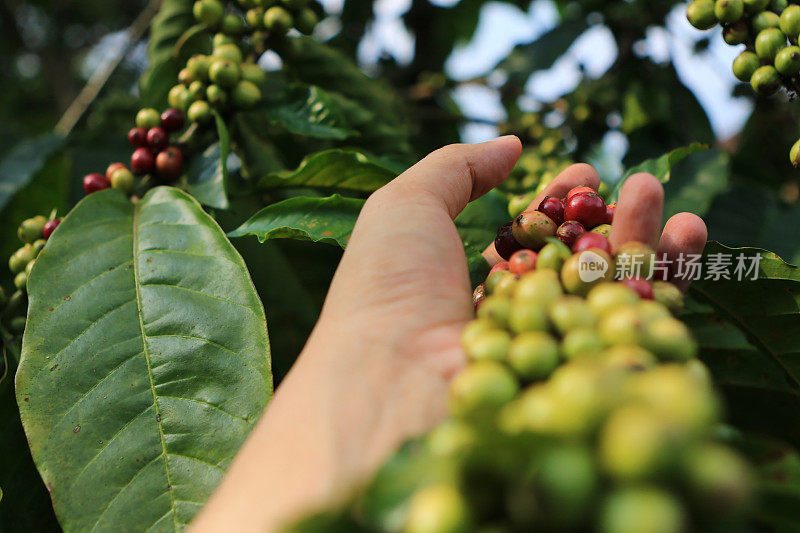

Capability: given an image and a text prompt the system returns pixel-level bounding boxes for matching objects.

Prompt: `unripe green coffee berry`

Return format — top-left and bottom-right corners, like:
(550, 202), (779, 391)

(294, 8), (318, 35)
(755, 27), (786, 61)
(536, 241), (571, 272)
(461, 318), (494, 348)
(508, 331), (559, 380)
(601, 345), (657, 371)
(687, 0), (718, 30)
(110, 167), (135, 194)
(188, 100), (213, 124)
(212, 33), (236, 50)
(178, 67), (195, 86)
(492, 272), (517, 299)
(561, 250), (614, 296)
(586, 282), (640, 317)
(601, 487), (685, 533)
(221, 14), (245, 35)
(209, 59), (241, 88)
(722, 21), (749, 45)
(775, 45), (800, 75)
(465, 329), (511, 362)
(750, 64), (781, 95)
(32, 239), (46, 255)
(600, 404), (675, 481)
(744, 0), (770, 13)
(513, 269), (563, 305)
(404, 484), (470, 533)
(14, 271), (27, 290)
(780, 5), (800, 38)
(213, 44), (244, 64)
(560, 328), (605, 360)
(187, 80), (206, 102)
(18, 215), (47, 244)
(549, 296), (597, 335)
(427, 420), (476, 457)
(790, 137), (800, 166)
(598, 305), (646, 346)
(449, 361), (519, 417)
(509, 299), (548, 334)
(232, 80), (262, 108)
(652, 281), (683, 314)
(193, 0), (225, 26)
(715, 0), (744, 23)
(477, 295), (512, 328)
(485, 269), (511, 294)
(508, 192), (536, 219)
(187, 55), (211, 81)
(512, 211), (557, 250)
(136, 108), (162, 129)
(10, 316), (26, 334)
(591, 223), (611, 237)
(683, 444), (755, 516)
(752, 10), (780, 33)
(643, 317), (697, 360)
(771, 0), (788, 12)
(264, 6), (293, 34)
(241, 63), (267, 85)
(536, 444), (598, 526)
(9, 245), (35, 274)
(732, 51), (761, 82)
(206, 84), (228, 108)
(169, 85), (188, 109)
(246, 8), (266, 28)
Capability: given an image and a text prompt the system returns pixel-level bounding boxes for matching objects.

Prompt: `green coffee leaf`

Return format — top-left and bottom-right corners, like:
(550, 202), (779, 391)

(267, 85), (358, 140)
(184, 113), (232, 209)
(257, 149), (396, 192)
(662, 149), (729, 220)
(17, 187), (272, 531)
(0, 134), (64, 213)
(685, 242), (800, 447)
(609, 143), (709, 202)
(228, 195), (364, 248)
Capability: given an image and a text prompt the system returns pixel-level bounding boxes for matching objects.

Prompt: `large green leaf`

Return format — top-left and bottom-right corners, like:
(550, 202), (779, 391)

(257, 150), (396, 192)
(228, 195), (364, 248)
(16, 187), (272, 531)
(662, 149), (729, 221)
(266, 85), (358, 140)
(454, 190), (509, 286)
(0, 134), (64, 213)
(609, 143), (709, 202)
(685, 243), (800, 446)
(184, 113), (232, 210)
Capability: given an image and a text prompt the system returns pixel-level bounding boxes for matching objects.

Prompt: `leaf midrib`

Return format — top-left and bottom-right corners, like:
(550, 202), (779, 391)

(130, 200), (178, 531)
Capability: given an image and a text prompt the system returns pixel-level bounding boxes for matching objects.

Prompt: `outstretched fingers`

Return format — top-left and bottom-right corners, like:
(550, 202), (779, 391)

(609, 173), (664, 252)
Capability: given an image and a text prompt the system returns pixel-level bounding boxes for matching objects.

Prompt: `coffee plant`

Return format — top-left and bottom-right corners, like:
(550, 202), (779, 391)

(1, 0), (800, 530)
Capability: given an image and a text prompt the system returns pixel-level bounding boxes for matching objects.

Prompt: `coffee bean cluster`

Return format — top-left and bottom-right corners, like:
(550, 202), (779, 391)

(685, 0), (800, 164)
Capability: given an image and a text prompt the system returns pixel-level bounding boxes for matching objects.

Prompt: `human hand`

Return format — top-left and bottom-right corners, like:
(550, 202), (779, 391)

(192, 136), (707, 532)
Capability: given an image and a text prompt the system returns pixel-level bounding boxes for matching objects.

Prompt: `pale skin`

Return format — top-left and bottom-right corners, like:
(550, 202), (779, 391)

(191, 136), (707, 532)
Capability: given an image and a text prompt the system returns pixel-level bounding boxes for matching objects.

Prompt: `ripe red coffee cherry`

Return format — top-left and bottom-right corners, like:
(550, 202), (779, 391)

(556, 220), (586, 248)
(156, 147), (184, 182)
(573, 232), (612, 255)
(621, 277), (654, 300)
(537, 196), (565, 226)
(83, 173), (111, 194)
(489, 261), (510, 275)
(509, 249), (537, 275)
(42, 218), (61, 240)
(147, 127), (169, 150)
(131, 147), (156, 174)
(564, 192), (607, 229)
(127, 127), (148, 147)
(160, 108), (185, 132)
(566, 186), (595, 200)
(606, 202), (617, 224)
(106, 162), (126, 179)
(495, 222), (523, 260)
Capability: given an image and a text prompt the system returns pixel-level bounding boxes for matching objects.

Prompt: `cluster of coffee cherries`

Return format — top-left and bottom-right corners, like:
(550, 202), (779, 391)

(398, 205), (754, 532)
(171, 0), (319, 124)
(494, 186), (617, 270)
(685, 0), (800, 164)
(2, 215), (61, 335)
(82, 108), (187, 197)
